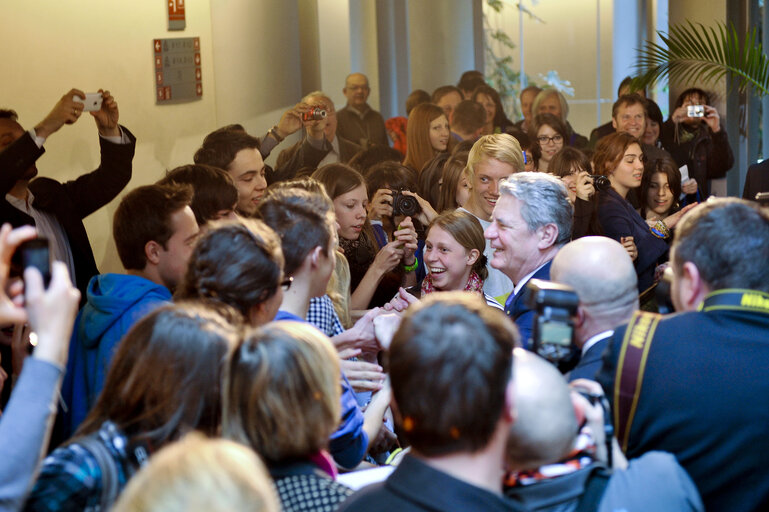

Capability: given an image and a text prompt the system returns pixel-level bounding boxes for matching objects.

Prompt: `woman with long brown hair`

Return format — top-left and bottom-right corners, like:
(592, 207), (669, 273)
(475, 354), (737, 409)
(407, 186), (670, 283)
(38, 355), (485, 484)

(25, 304), (239, 511)
(402, 103), (454, 173)
(472, 84), (514, 135)
(594, 133), (694, 295)
(312, 164), (418, 309)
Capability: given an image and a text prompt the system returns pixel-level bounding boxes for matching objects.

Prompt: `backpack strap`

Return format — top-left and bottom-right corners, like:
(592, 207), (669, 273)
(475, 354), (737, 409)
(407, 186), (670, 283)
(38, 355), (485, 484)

(575, 465), (612, 512)
(613, 311), (660, 452)
(78, 435), (120, 511)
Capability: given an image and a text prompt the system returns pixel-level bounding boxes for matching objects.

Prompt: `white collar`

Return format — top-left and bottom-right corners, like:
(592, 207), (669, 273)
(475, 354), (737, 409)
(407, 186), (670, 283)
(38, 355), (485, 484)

(513, 261), (549, 297)
(581, 330), (614, 357)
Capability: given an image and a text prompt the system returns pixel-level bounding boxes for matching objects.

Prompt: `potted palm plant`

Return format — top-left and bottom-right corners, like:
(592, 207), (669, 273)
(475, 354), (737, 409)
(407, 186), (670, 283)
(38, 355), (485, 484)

(632, 20), (769, 97)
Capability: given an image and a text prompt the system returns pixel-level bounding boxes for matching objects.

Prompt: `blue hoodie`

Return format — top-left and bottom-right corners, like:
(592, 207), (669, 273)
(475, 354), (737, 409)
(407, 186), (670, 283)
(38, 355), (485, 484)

(60, 274), (171, 438)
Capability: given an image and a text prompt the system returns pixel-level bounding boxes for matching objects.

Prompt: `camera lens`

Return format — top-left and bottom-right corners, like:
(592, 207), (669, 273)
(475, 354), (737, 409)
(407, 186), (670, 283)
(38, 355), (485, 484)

(392, 191), (421, 217)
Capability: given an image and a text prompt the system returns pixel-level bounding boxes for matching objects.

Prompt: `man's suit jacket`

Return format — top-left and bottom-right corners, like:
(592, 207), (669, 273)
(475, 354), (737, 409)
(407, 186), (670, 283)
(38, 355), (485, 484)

(0, 129), (45, 177)
(504, 260), (552, 348)
(596, 298), (769, 511)
(0, 128), (136, 297)
(271, 135), (361, 184)
(588, 121), (615, 149)
(742, 159), (769, 201)
(568, 335), (610, 382)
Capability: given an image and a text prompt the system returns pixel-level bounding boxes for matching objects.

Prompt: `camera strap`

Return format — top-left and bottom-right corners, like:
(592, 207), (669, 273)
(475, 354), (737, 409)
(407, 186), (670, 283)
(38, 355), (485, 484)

(613, 289), (769, 453)
(697, 289), (769, 315)
(613, 311), (660, 452)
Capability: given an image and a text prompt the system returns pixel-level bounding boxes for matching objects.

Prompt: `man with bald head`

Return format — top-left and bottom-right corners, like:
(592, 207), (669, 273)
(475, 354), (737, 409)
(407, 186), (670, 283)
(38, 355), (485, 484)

(274, 90), (361, 182)
(550, 236), (639, 381)
(336, 72), (389, 149)
(505, 349), (703, 511)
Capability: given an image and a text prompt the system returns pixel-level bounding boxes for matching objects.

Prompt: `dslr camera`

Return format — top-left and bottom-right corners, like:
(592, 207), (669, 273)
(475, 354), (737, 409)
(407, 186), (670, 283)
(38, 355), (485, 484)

(391, 189), (421, 217)
(588, 174), (611, 192)
(526, 279), (580, 372)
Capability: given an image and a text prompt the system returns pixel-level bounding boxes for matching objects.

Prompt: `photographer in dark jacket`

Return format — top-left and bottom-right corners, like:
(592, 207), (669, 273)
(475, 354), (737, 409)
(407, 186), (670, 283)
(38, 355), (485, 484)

(660, 88), (733, 198)
(0, 89), (135, 299)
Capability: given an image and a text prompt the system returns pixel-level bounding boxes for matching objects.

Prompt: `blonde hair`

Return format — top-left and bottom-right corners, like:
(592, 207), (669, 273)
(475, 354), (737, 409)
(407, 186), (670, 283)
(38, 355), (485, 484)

(222, 322), (341, 463)
(532, 88), (570, 121)
(112, 433), (279, 512)
(466, 133), (524, 181)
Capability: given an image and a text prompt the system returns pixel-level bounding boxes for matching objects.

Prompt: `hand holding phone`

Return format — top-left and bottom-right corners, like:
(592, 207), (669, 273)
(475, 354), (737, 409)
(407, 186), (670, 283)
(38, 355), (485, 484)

(73, 92), (104, 112)
(19, 239), (51, 289)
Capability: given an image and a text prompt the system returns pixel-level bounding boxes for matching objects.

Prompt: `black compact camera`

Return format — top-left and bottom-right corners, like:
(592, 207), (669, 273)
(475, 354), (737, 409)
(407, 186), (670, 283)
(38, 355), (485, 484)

(526, 279), (580, 372)
(391, 189), (421, 217)
(588, 174), (612, 192)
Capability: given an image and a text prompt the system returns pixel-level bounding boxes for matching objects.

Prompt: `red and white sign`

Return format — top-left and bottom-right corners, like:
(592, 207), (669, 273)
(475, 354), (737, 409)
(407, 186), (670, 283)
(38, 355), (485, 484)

(168, 0), (185, 21)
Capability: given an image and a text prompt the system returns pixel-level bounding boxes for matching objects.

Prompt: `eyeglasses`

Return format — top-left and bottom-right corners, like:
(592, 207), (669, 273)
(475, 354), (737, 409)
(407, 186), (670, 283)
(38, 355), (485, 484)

(280, 276), (293, 292)
(537, 134), (563, 145)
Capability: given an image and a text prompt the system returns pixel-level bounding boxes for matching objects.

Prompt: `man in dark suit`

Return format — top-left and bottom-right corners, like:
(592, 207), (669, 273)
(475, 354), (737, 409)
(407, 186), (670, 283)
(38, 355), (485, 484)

(596, 199), (769, 511)
(484, 172), (573, 348)
(274, 91), (360, 183)
(0, 89), (135, 298)
(338, 293), (524, 512)
(549, 237), (639, 381)
(742, 159), (769, 200)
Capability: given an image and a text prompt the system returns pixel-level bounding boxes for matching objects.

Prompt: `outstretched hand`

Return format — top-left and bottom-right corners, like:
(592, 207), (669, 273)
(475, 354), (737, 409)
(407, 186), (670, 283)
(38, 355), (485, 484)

(33, 89), (87, 139)
(275, 102), (313, 139)
(91, 89), (120, 137)
(382, 287), (419, 313)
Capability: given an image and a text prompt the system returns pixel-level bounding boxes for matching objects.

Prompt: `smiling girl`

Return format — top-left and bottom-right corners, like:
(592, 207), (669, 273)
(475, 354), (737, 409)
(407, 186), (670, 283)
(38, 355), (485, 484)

(529, 113), (567, 172)
(594, 133), (695, 295)
(386, 210), (502, 310)
(639, 157), (689, 224)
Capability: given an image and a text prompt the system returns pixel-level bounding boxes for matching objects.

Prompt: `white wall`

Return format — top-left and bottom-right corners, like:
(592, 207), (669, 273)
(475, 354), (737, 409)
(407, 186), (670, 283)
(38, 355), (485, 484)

(2, 1), (219, 272)
(483, 0), (615, 137)
(318, 0), (353, 109)
(0, 1), (318, 273)
(407, 0), (478, 95)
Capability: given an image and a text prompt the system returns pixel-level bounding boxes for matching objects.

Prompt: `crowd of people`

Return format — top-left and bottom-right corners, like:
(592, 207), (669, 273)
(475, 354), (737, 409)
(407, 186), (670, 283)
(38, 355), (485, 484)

(0, 67), (767, 512)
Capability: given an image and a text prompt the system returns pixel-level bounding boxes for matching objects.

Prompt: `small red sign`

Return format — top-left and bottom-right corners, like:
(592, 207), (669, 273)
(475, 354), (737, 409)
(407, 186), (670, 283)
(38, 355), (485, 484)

(195, 68), (201, 81)
(196, 83), (202, 96)
(154, 39), (162, 53)
(168, 0), (185, 21)
(156, 71), (163, 84)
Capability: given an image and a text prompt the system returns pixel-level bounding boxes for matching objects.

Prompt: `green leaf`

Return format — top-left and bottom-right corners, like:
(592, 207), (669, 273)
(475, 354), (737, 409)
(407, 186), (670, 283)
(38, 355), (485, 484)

(486, 0), (504, 13)
(633, 21), (769, 97)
